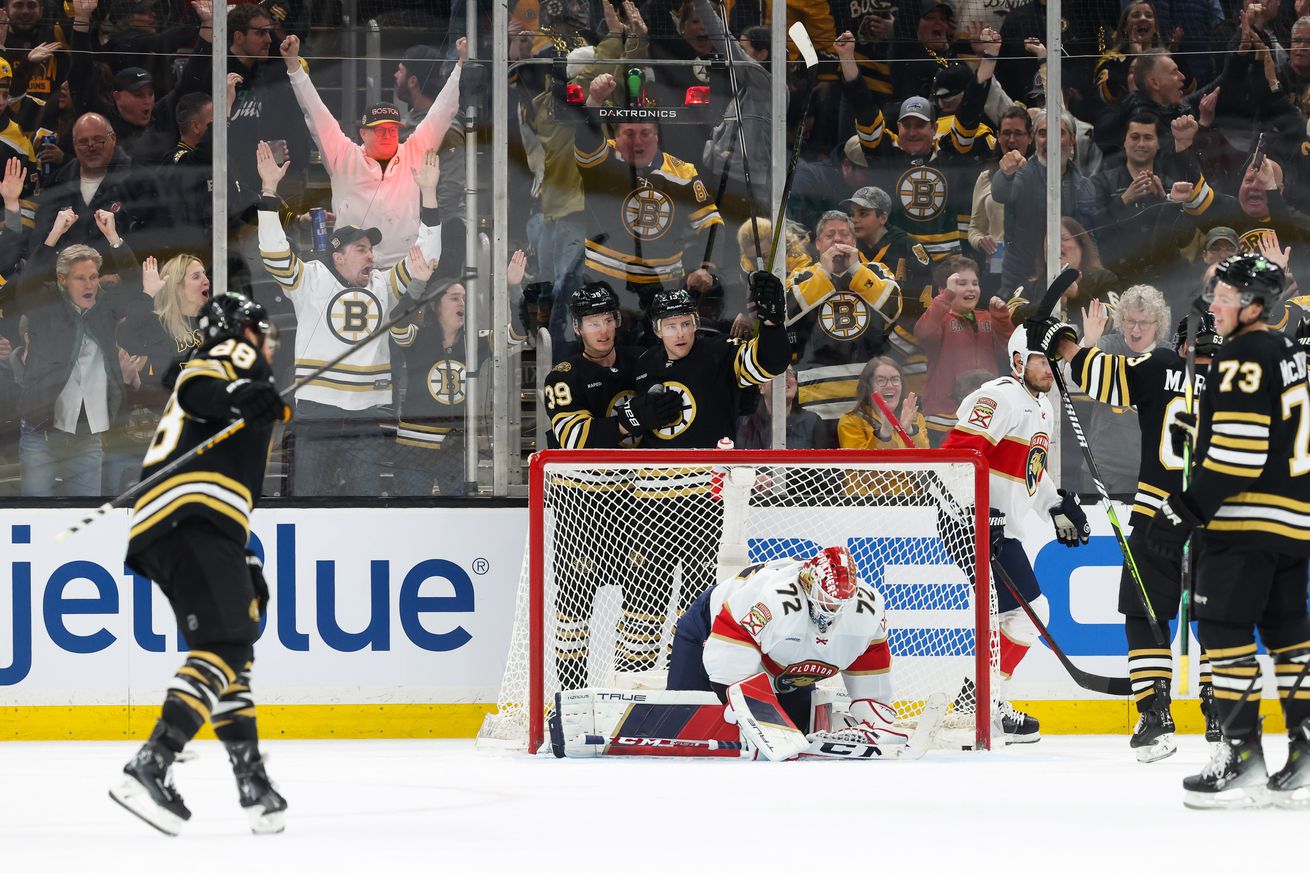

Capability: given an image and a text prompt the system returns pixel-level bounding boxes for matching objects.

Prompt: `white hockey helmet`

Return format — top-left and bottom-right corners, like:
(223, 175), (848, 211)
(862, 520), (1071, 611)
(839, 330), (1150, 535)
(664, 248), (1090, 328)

(798, 546), (860, 631)
(1007, 324), (1042, 376)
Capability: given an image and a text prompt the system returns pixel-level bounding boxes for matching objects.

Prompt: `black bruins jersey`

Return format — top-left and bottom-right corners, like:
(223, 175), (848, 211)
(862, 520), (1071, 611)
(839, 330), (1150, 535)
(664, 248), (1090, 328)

(574, 120), (722, 291)
(633, 322), (789, 451)
(1186, 329), (1310, 555)
(543, 346), (643, 449)
(389, 322), (488, 451)
(126, 338), (276, 557)
(845, 73), (990, 261)
(1070, 346), (1207, 523)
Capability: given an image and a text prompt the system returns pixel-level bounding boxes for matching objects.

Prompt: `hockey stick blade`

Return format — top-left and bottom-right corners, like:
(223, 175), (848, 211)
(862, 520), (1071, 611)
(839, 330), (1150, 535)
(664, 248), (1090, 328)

(1034, 266), (1080, 320)
(992, 559), (1132, 697)
(788, 22), (819, 68)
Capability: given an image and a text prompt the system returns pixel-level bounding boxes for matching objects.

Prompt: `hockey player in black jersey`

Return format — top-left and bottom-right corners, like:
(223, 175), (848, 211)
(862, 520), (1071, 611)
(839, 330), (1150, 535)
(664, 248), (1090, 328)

(1048, 307), (1222, 762)
(1147, 253), (1310, 808)
(542, 280), (681, 685)
(112, 293), (290, 836)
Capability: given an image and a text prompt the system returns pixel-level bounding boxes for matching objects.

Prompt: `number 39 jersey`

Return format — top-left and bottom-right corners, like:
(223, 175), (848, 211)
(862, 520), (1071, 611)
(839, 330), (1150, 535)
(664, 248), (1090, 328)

(127, 338), (277, 557)
(542, 347), (643, 449)
(704, 559), (893, 704)
(1069, 346), (1206, 524)
(1186, 330), (1310, 555)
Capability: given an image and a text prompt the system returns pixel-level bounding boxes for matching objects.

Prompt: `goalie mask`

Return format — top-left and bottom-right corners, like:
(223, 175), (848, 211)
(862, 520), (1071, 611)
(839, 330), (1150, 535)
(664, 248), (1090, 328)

(798, 546), (859, 632)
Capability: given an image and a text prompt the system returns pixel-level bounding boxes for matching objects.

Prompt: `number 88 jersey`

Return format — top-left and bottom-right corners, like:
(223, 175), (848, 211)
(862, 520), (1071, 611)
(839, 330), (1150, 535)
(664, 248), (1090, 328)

(127, 338), (278, 556)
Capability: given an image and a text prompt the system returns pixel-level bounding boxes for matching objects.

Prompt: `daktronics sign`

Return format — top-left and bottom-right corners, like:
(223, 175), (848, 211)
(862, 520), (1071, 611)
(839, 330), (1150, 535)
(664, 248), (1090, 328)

(0, 508), (524, 700)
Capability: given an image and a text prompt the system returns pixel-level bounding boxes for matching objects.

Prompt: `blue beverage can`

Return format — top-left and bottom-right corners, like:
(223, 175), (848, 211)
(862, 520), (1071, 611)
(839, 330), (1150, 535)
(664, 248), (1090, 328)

(39, 134), (58, 185)
(309, 207), (328, 252)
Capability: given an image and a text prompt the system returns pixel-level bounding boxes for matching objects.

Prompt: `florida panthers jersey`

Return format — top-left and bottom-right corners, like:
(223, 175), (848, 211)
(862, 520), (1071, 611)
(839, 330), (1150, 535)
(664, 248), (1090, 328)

(941, 374), (1061, 537)
(704, 560), (893, 704)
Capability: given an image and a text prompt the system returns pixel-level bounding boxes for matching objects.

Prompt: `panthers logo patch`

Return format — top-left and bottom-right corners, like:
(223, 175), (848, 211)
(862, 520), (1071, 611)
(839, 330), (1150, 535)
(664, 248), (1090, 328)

(776, 659), (839, 691)
(1025, 432), (1050, 495)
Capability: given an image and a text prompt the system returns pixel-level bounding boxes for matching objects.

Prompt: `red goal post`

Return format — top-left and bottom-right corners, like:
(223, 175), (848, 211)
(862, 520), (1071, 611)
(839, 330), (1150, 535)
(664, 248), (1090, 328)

(479, 448), (995, 753)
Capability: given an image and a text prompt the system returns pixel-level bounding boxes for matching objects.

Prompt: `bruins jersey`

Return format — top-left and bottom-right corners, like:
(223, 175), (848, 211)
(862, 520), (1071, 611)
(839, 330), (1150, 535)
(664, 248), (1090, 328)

(574, 120), (722, 290)
(844, 74), (991, 261)
(633, 323), (789, 450)
(126, 338), (276, 558)
(1185, 329), (1310, 555)
(543, 346), (643, 449)
(1070, 346), (1207, 522)
(389, 323), (488, 451)
(787, 259), (902, 420)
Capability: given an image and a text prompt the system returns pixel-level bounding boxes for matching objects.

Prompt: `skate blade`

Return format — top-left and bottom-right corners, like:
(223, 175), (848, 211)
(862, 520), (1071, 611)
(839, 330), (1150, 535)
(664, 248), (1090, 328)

(1268, 785), (1310, 809)
(247, 805), (286, 835)
(109, 779), (186, 836)
(1003, 732), (1041, 745)
(1183, 785), (1270, 810)
(1134, 735), (1178, 764)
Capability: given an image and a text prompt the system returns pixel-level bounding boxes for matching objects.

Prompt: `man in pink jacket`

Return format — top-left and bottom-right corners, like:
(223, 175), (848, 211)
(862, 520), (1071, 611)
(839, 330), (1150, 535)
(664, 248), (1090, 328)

(279, 34), (466, 267)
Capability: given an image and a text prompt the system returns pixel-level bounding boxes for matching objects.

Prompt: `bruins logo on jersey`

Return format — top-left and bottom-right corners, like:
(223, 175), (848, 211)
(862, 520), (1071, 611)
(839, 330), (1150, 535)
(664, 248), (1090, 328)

(428, 358), (467, 405)
(1239, 228), (1275, 254)
(606, 389), (640, 447)
(1025, 432), (1050, 496)
(819, 292), (873, 340)
(328, 286), (383, 343)
(650, 380), (695, 440)
(897, 164), (947, 222)
(622, 184), (674, 241)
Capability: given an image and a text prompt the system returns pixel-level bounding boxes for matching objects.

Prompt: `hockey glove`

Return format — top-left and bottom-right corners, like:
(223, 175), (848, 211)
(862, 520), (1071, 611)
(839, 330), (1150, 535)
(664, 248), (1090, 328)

(807, 699), (906, 746)
(749, 270), (787, 325)
(1145, 492), (1202, 558)
(227, 379), (288, 427)
(246, 550), (269, 618)
(1169, 410), (1198, 458)
(617, 387), (682, 436)
(989, 508), (1007, 554)
(1049, 488), (1090, 547)
(1023, 316), (1078, 360)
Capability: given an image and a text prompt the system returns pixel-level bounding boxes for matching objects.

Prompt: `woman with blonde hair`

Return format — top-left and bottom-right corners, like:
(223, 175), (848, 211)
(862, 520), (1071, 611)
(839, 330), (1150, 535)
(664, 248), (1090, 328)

(120, 254), (211, 400)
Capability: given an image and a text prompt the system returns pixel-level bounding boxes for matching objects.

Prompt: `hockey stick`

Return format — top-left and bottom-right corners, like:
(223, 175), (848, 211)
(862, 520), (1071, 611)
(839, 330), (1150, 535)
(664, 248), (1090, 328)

(762, 23), (819, 276)
(56, 276), (460, 541)
(1034, 266), (1080, 320)
(1179, 307), (1200, 694)
(1048, 364), (1167, 646)
(992, 557), (1133, 696)
(583, 735), (743, 751)
(871, 393), (915, 448)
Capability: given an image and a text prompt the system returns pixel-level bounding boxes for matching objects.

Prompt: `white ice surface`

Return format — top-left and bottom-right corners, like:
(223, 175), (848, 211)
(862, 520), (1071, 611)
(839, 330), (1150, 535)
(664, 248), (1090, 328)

(0, 736), (1297, 872)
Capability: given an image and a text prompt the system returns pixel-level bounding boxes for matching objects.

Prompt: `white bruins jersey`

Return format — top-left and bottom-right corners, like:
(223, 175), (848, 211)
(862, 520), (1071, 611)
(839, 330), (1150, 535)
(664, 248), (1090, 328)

(705, 560), (892, 703)
(941, 374), (1062, 537)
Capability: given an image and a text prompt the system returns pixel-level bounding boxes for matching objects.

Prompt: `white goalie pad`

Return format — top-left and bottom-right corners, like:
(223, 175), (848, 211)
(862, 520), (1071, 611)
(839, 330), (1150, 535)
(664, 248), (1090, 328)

(549, 688), (732, 758)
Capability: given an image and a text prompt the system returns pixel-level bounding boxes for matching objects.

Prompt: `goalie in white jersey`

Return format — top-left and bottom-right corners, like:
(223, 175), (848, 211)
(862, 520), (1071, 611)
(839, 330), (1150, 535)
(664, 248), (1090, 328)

(667, 546), (908, 747)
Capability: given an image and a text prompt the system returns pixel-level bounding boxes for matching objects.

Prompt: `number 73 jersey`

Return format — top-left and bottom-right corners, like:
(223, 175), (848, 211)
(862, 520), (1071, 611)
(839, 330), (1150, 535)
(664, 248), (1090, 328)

(705, 559), (893, 702)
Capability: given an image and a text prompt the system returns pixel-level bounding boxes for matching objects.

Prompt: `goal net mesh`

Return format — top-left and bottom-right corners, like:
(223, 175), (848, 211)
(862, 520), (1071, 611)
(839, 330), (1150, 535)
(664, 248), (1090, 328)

(478, 450), (998, 752)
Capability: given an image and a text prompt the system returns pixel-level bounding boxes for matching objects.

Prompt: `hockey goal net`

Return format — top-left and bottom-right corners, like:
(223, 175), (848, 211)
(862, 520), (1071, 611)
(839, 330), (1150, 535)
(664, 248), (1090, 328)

(478, 449), (997, 752)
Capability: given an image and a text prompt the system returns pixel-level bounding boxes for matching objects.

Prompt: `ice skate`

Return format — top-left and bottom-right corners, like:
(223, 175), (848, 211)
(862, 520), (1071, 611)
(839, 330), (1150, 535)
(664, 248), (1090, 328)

(1182, 733), (1269, 809)
(997, 700), (1040, 744)
(225, 741), (288, 834)
(1267, 719), (1310, 809)
(109, 734), (191, 836)
(1199, 684), (1221, 743)
(1130, 680), (1176, 763)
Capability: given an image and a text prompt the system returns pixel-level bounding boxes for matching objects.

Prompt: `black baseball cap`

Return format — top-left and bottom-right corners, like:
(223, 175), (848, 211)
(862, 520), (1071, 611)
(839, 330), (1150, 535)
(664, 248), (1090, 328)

(360, 103), (402, 128)
(113, 67), (153, 93)
(329, 225), (383, 252)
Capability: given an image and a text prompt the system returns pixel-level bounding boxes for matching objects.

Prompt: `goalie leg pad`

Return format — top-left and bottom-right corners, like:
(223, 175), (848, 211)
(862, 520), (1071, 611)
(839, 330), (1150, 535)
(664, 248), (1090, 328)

(551, 688), (738, 758)
(727, 673), (810, 762)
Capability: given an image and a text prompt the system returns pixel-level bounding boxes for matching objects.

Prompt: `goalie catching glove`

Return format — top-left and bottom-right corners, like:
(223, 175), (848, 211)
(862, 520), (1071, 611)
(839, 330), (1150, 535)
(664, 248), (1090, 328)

(806, 699), (907, 747)
(616, 386), (682, 436)
(749, 270), (786, 325)
(1023, 316), (1078, 360)
(1049, 489), (1090, 547)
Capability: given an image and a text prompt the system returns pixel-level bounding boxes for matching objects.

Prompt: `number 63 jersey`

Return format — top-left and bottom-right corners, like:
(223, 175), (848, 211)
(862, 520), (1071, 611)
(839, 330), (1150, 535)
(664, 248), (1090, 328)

(705, 559), (893, 703)
(127, 338), (278, 558)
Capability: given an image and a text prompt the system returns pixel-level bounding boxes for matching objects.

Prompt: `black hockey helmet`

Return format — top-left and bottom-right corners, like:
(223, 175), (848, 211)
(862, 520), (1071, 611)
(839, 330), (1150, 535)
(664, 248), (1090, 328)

(649, 287), (697, 323)
(1172, 310), (1222, 358)
(569, 280), (621, 325)
(200, 292), (272, 343)
(1203, 252), (1286, 314)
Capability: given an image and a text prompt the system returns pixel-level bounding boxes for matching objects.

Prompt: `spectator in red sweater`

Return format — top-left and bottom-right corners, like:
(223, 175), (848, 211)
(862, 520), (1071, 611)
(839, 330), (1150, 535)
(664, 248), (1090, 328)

(912, 255), (1015, 444)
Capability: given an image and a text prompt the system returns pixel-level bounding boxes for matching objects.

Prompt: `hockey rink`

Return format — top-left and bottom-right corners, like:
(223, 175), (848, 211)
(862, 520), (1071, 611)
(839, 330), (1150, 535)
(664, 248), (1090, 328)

(0, 736), (1297, 869)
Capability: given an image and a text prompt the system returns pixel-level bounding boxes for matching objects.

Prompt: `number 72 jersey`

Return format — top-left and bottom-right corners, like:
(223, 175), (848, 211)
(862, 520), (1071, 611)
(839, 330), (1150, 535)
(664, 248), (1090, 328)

(705, 559), (893, 702)
(127, 338), (278, 556)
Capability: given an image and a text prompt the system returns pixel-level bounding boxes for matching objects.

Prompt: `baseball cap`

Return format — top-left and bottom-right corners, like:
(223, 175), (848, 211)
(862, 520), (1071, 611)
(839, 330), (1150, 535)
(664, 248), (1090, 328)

(898, 96), (935, 123)
(840, 186), (892, 213)
(933, 63), (972, 99)
(359, 103), (402, 128)
(0, 57), (11, 84)
(843, 135), (869, 168)
(920, 0), (955, 18)
(1204, 227), (1239, 250)
(329, 225), (383, 252)
(113, 67), (153, 92)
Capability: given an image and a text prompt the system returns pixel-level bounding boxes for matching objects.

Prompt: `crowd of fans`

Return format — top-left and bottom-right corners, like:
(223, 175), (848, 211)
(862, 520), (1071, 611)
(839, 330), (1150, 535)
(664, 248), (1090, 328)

(1, 0), (1308, 500)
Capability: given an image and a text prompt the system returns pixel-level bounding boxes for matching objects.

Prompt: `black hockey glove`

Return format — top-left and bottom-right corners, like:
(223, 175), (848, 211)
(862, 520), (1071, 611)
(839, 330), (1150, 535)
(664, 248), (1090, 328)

(617, 387), (682, 436)
(749, 270), (786, 325)
(1023, 316), (1078, 360)
(1049, 489), (1090, 547)
(1145, 493), (1202, 559)
(226, 379), (287, 427)
(989, 508), (1007, 555)
(246, 550), (269, 618)
(1169, 410), (1198, 458)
